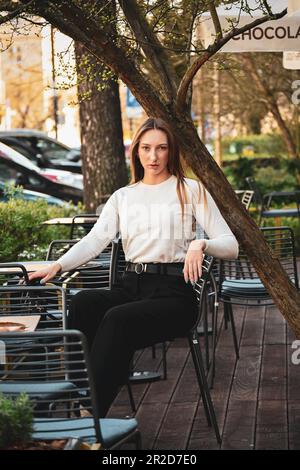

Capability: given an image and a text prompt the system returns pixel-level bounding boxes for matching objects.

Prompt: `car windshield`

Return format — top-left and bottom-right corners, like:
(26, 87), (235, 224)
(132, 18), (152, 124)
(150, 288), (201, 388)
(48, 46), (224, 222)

(17, 136), (71, 161)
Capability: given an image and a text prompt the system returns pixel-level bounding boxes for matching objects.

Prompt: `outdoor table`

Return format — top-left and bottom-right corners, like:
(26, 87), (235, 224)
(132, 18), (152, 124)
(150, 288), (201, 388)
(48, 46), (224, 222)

(42, 215), (99, 238)
(42, 216), (98, 226)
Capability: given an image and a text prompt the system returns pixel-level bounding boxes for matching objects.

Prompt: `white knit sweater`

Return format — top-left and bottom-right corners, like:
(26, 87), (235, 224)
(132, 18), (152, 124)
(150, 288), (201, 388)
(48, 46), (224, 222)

(57, 175), (238, 272)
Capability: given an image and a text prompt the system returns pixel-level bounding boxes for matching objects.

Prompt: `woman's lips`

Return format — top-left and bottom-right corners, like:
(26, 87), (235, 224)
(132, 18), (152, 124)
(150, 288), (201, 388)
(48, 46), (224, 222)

(148, 164), (159, 168)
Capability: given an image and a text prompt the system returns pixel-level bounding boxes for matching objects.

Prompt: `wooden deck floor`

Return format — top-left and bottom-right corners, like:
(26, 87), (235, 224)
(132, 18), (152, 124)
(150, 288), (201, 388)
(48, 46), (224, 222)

(108, 294), (300, 450)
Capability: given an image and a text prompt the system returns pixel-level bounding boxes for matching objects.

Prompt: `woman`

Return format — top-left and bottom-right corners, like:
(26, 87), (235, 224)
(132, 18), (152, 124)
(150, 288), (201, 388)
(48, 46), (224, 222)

(29, 117), (238, 416)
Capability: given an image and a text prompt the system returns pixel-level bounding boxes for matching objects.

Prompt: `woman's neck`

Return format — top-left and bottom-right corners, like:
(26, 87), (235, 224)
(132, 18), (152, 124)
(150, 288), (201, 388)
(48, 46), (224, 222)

(142, 171), (172, 185)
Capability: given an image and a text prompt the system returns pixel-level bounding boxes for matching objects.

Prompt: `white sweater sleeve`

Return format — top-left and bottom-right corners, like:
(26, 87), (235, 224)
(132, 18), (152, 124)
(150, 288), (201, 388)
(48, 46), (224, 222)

(56, 192), (119, 272)
(194, 186), (239, 259)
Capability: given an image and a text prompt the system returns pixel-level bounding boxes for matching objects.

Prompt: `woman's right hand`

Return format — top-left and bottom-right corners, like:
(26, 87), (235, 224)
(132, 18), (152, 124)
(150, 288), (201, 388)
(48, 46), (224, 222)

(27, 262), (62, 285)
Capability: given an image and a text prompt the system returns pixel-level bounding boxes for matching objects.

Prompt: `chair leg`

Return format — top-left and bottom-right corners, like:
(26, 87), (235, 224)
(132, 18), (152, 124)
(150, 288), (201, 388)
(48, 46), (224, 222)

(207, 296), (219, 389)
(224, 303), (230, 329)
(151, 344), (156, 359)
(203, 296), (210, 372)
(188, 333), (221, 444)
(135, 430), (142, 450)
(228, 304), (239, 359)
(126, 382), (136, 413)
(162, 342), (167, 380)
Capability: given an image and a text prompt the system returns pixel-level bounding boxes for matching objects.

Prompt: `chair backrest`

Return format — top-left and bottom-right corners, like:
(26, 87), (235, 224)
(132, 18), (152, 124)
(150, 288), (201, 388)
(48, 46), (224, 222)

(110, 239), (127, 289)
(46, 240), (80, 261)
(219, 226), (299, 299)
(190, 255), (215, 330)
(0, 263), (30, 287)
(241, 190), (254, 210)
(0, 329), (102, 445)
(46, 240), (113, 299)
(70, 214), (99, 239)
(0, 285), (67, 330)
(245, 177), (263, 207)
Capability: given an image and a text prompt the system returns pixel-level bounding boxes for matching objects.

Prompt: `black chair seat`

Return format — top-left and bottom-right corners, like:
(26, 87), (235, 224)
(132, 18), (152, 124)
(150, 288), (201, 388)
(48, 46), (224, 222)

(33, 417), (138, 448)
(262, 208), (299, 218)
(221, 279), (267, 297)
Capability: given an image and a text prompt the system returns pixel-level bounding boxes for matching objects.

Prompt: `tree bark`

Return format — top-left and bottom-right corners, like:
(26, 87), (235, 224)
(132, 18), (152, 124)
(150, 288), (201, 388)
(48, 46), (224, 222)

(75, 42), (128, 212)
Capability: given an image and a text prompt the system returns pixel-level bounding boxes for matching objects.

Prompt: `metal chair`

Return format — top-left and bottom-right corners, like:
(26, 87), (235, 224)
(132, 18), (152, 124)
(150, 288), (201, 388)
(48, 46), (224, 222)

(0, 329), (141, 449)
(69, 214), (99, 239)
(110, 240), (221, 444)
(246, 177), (300, 225)
(46, 239), (112, 309)
(240, 190), (254, 210)
(0, 284), (67, 331)
(0, 263), (30, 287)
(218, 226), (299, 358)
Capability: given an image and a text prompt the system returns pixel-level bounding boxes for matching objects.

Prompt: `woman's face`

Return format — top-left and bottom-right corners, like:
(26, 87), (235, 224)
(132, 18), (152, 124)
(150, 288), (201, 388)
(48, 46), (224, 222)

(138, 129), (170, 180)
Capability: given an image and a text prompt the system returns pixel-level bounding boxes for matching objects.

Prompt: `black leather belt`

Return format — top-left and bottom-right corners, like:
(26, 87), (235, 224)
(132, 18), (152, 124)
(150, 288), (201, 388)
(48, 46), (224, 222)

(125, 262), (184, 276)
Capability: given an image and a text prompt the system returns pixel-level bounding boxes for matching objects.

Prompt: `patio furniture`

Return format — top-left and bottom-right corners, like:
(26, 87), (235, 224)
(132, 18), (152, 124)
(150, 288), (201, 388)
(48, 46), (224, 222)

(69, 214), (99, 239)
(0, 283), (67, 330)
(110, 239), (221, 443)
(240, 190), (254, 210)
(42, 214), (99, 239)
(246, 177), (300, 226)
(0, 329), (141, 450)
(218, 226), (299, 358)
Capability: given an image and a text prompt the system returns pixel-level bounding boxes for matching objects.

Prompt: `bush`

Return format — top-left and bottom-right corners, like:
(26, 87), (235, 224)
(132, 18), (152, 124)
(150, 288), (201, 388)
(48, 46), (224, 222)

(0, 197), (83, 262)
(223, 156), (299, 193)
(222, 133), (287, 159)
(0, 393), (33, 449)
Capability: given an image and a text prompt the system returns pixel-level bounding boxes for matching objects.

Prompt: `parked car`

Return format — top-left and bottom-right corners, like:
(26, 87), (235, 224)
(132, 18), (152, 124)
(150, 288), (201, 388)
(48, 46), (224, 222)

(0, 141), (83, 189)
(0, 181), (67, 206)
(0, 130), (82, 174)
(0, 143), (82, 204)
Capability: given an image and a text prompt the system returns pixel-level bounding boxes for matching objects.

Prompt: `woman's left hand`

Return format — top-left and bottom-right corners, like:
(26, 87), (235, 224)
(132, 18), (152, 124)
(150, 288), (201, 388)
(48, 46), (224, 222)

(183, 240), (207, 284)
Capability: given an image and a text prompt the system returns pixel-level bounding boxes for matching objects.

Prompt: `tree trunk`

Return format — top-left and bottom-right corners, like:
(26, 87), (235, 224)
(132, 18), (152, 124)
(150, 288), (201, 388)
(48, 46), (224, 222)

(242, 54), (298, 158)
(168, 113), (300, 336)
(268, 99), (298, 159)
(75, 43), (128, 212)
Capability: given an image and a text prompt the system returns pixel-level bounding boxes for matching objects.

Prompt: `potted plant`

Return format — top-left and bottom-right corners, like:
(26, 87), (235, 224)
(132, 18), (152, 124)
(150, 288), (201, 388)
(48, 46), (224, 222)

(0, 393), (81, 450)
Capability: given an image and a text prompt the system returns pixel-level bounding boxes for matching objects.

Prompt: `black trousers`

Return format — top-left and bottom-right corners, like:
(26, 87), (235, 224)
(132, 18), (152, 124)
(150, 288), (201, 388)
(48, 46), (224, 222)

(68, 271), (198, 416)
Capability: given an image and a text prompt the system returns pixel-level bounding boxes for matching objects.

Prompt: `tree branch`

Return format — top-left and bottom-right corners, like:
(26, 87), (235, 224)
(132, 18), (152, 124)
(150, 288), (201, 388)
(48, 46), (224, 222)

(34, 0), (169, 117)
(0, 0), (35, 25)
(119, 0), (179, 100)
(176, 7), (287, 110)
(208, 0), (222, 39)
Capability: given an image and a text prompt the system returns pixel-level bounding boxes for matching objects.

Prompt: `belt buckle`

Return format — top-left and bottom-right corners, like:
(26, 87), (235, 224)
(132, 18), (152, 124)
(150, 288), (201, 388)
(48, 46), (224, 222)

(135, 262), (146, 274)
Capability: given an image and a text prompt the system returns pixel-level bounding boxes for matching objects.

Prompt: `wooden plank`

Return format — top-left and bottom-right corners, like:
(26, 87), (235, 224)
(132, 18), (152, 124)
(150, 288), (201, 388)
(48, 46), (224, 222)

(256, 400), (288, 449)
(221, 401), (256, 449)
(259, 344), (286, 401)
(288, 402), (300, 450)
(264, 305), (286, 345)
(153, 402), (197, 450)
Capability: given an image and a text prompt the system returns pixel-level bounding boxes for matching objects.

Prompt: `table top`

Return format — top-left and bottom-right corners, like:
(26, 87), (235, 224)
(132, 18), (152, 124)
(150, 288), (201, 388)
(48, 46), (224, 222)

(0, 260), (106, 274)
(0, 261), (53, 274)
(42, 216), (98, 226)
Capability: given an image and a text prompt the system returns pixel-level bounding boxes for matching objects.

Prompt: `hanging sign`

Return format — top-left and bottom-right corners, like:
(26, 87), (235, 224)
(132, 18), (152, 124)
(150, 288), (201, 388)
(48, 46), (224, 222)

(200, 16), (300, 52)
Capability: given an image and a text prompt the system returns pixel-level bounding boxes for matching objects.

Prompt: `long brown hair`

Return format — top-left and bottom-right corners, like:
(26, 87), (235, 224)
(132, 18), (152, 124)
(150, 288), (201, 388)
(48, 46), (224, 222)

(129, 117), (192, 216)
